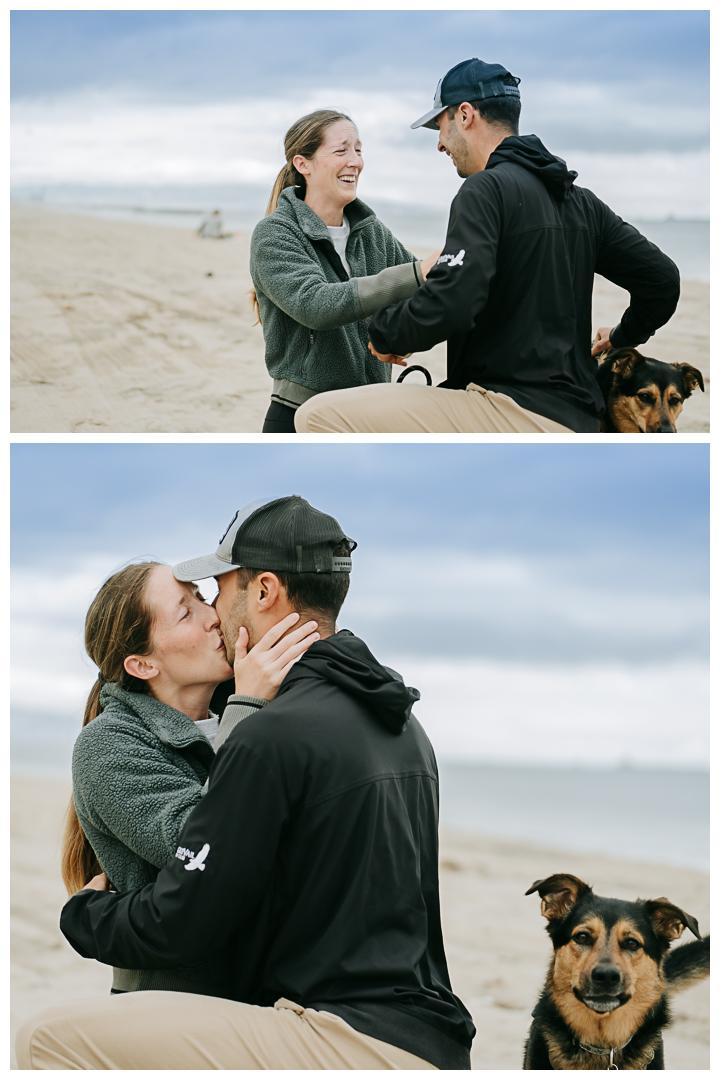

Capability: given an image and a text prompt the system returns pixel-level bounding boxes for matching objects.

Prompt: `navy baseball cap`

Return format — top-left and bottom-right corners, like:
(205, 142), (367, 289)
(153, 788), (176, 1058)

(411, 58), (520, 130)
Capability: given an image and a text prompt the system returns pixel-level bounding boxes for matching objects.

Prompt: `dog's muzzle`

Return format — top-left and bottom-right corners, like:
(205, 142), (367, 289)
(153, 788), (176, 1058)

(575, 965), (629, 1012)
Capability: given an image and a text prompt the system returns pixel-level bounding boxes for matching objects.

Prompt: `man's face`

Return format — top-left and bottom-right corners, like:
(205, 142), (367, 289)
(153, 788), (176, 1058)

(213, 570), (251, 665)
(436, 109), (474, 178)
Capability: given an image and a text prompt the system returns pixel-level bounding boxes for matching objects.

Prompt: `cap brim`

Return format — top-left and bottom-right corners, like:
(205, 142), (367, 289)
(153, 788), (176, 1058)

(410, 106), (445, 130)
(173, 553), (242, 582)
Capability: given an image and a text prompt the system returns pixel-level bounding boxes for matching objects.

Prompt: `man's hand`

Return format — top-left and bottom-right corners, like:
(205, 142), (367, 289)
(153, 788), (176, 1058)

(419, 248), (443, 281)
(368, 342), (411, 367)
(82, 873), (110, 893)
(233, 613), (319, 699)
(591, 326), (614, 357)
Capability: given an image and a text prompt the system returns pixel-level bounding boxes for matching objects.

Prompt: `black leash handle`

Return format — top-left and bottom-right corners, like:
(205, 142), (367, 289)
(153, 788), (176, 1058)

(397, 364), (433, 386)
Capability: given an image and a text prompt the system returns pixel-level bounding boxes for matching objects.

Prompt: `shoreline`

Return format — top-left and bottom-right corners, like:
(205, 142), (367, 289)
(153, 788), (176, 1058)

(11, 204), (710, 434)
(11, 775), (709, 1069)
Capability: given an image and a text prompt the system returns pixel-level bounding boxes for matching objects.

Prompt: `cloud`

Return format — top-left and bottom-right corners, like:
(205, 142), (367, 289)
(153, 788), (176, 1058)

(11, 444), (709, 580)
(11, 10), (709, 106)
(10, 86), (709, 218)
(346, 548), (708, 665)
(10, 444), (709, 774)
(11, 538), (708, 774)
(521, 79), (708, 154)
(394, 657), (708, 767)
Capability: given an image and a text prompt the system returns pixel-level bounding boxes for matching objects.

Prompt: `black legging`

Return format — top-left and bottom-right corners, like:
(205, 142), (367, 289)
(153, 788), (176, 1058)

(262, 401), (297, 433)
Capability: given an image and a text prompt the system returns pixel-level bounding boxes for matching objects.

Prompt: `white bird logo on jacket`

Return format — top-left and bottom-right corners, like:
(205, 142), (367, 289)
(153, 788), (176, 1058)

(184, 843), (210, 871)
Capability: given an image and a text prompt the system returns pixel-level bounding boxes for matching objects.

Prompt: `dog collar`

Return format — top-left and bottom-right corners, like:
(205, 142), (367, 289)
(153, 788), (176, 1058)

(575, 1036), (633, 1070)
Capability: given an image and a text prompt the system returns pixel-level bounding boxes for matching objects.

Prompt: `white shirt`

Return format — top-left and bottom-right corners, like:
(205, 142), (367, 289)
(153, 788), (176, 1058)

(327, 217), (351, 276)
(194, 713), (219, 747)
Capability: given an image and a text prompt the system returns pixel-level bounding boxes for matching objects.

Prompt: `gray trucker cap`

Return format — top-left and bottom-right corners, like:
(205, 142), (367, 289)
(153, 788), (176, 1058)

(173, 496), (355, 582)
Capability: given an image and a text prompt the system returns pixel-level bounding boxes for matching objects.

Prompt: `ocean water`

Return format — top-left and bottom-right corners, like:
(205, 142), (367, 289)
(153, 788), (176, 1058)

(10, 707), (708, 873)
(11, 183), (709, 282)
(438, 762), (709, 872)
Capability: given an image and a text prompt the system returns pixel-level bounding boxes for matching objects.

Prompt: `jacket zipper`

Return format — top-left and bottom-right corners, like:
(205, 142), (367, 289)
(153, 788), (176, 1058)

(302, 330), (315, 377)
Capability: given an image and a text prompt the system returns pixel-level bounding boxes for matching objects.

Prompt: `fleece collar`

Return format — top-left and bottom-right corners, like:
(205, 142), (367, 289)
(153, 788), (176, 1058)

(99, 682), (214, 751)
(276, 187), (377, 242)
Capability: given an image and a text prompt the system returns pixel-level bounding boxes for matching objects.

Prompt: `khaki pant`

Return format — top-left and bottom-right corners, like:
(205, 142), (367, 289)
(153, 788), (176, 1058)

(16, 993), (438, 1070)
(295, 382), (573, 434)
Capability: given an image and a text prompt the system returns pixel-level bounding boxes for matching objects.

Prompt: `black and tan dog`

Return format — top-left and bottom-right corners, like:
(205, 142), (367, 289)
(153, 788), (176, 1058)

(595, 348), (704, 432)
(523, 873), (709, 1070)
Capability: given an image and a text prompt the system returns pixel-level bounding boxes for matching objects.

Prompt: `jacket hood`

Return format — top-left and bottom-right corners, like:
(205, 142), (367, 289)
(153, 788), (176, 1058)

(486, 134), (577, 201)
(279, 630), (420, 734)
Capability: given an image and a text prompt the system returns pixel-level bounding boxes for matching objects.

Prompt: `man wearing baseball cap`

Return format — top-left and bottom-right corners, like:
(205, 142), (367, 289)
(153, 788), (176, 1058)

(21, 496), (475, 1070)
(295, 58), (680, 434)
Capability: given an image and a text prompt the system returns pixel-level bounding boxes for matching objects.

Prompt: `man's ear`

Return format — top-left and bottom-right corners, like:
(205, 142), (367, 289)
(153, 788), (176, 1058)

(124, 655), (160, 682)
(254, 572), (283, 611)
(458, 101), (476, 128)
(525, 873), (591, 921)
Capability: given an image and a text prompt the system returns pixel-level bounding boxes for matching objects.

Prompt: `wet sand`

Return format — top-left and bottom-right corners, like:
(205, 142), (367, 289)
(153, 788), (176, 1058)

(11, 775), (709, 1069)
(11, 204), (710, 434)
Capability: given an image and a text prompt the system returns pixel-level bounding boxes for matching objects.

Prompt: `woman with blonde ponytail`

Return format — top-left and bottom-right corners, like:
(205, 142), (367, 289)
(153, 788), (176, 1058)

(250, 109), (441, 432)
(61, 559), (318, 997)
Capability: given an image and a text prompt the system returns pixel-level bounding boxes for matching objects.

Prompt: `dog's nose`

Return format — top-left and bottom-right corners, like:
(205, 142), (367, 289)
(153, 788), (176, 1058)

(591, 965), (622, 989)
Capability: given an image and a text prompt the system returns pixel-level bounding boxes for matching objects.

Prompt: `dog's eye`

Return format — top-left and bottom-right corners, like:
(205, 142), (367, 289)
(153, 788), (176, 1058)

(637, 392), (655, 405)
(668, 397), (682, 408)
(622, 938), (642, 951)
(573, 932), (591, 945)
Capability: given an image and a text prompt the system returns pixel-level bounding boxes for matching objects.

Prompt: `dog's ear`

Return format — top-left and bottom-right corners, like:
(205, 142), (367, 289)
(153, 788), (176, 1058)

(645, 898), (701, 942)
(525, 873), (590, 920)
(607, 348), (643, 380)
(672, 364), (705, 395)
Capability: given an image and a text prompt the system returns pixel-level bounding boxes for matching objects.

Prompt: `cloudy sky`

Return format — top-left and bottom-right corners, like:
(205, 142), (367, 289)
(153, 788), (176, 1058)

(10, 9), (709, 218)
(11, 443), (709, 775)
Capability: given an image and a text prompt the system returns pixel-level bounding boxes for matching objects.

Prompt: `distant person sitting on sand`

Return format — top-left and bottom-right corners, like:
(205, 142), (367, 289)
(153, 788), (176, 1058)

(294, 59), (681, 434)
(59, 559), (318, 998)
(198, 209), (230, 238)
(249, 110), (441, 433)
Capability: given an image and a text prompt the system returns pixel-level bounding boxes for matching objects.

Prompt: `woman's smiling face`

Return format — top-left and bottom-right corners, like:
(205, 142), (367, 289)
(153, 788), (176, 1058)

(133, 564), (233, 691)
(294, 119), (363, 214)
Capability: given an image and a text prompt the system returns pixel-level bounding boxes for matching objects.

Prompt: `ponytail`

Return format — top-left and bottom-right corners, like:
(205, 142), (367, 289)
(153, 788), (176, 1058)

(265, 162), (302, 218)
(60, 561), (159, 895)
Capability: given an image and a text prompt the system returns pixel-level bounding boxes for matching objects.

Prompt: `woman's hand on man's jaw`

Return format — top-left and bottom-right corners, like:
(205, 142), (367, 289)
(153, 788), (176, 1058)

(233, 613), (320, 701)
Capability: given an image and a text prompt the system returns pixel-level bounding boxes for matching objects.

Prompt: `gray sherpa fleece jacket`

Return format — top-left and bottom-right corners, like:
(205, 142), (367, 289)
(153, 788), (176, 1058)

(72, 682), (263, 995)
(250, 188), (421, 407)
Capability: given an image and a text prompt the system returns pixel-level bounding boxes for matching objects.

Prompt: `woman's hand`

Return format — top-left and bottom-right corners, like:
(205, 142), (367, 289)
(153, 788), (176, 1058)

(367, 341), (411, 367)
(419, 248), (443, 281)
(233, 613), (320, 700)
(82, 872), (110, 893)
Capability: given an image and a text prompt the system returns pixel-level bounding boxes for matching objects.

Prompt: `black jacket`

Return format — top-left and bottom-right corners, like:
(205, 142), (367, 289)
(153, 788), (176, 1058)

(369, 135), (681, 432)
(61, 631), (475, 1069)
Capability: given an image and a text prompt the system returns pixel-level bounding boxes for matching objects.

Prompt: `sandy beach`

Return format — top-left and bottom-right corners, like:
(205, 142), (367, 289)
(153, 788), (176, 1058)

(11, 204), (709, 434)
(11, 775), (709, 1070)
